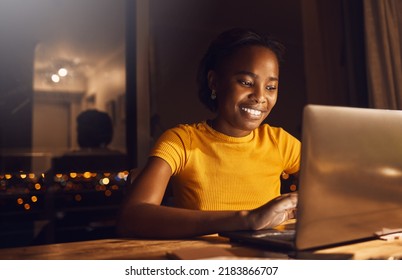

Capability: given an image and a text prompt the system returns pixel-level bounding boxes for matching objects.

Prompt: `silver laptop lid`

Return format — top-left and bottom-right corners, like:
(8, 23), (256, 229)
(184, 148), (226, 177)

(295, 105), (402, 250)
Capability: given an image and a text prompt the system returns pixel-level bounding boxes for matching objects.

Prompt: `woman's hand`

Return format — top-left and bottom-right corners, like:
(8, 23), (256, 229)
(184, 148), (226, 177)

(247, 192), (298, 230)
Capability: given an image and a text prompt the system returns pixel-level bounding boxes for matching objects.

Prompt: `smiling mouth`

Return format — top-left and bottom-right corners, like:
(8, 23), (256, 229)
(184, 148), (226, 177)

(241, 107), (263, 117)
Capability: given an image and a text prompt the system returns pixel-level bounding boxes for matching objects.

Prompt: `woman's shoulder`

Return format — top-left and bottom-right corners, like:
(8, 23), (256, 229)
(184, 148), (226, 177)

(165, 121), (208, 134)
(257, 124), (299, 142)
(158, 121), (208, 140)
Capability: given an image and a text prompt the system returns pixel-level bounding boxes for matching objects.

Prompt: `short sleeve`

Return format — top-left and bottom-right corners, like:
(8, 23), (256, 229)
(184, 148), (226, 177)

(272, 128), (301, 174)
(150, 126), (191, 176)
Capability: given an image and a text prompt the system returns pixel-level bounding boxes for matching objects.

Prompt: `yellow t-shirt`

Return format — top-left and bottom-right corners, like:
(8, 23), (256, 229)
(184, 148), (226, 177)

(151, 122), (301, 211)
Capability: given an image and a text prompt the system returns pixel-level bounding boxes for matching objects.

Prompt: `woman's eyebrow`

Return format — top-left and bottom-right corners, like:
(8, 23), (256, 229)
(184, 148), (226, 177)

(235, 70), (257, 78)
(235, 70), (278, 81)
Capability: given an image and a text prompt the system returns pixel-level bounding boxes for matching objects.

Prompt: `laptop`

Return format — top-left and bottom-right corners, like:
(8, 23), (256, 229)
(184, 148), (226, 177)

(219, 104), (402, 253)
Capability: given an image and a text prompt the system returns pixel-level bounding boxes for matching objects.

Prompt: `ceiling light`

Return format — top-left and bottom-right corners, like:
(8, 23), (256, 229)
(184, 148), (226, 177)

(51, 74), (60, 83)
(58, 68), (68, 77)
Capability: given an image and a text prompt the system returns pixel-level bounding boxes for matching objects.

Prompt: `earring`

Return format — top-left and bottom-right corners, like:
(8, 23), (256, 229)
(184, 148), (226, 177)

(211, 90), (217, 100)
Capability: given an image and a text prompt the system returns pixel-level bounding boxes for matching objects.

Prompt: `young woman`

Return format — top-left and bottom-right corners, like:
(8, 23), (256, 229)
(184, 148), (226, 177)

(118, 28), (301, 239)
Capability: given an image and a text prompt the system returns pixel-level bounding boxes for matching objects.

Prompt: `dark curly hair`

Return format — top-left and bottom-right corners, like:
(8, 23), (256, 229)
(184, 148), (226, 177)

(196, 28), (285, 112)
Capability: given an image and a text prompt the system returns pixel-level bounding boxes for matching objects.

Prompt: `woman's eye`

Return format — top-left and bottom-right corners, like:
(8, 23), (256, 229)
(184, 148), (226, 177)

(266, 85), (277, 91)
(239, 80), (253, 87)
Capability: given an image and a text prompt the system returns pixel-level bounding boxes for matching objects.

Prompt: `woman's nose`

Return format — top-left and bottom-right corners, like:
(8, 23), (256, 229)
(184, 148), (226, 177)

(249, 87), (266, 104)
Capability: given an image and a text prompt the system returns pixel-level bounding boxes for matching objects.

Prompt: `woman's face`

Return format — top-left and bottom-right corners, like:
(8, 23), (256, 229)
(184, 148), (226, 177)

(209, 45), (280, 137)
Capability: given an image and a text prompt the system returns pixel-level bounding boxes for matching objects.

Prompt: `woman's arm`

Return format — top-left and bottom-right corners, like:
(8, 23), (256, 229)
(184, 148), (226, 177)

(117, 157), (297, 239)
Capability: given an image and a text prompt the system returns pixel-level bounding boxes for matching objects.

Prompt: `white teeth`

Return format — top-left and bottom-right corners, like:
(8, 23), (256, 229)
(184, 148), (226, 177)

(241, 107), (262, 116)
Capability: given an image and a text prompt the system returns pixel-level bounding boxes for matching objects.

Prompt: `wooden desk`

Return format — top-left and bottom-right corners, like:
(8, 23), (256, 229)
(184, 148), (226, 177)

(0, 234), (401, 260)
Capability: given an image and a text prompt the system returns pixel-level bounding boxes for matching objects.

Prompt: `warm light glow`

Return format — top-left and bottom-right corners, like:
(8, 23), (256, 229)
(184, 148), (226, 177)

(83, 172), (91, 179)
(17, 198), (24, 205)
(74, 194), (82, 202)
(70, 172), (77, 178)
(31, 196), (38, 203)
(20, 174), (27, 179)
(5, 174), (12, 179)
(379, 167), (402, 177)
(290, 184), (297, 192)
(51, 74), (60, 83)
(100, 177), (110, 185)
(65, 181), (73, 189)
(118, 171), (129, 180)
(34, 183), (41, 190)
(58, 68), (68, 77)
(105, 190), (112, 197)
(29, 173), (36, 179)
(24, 203), (31, 210)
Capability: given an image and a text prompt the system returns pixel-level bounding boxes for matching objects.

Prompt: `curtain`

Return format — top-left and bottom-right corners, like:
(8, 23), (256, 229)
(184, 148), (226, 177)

(363, 0), (402, 109)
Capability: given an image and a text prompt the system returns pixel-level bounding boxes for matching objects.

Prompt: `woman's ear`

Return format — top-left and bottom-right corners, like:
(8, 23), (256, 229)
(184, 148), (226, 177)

(207, 70), (217, 91)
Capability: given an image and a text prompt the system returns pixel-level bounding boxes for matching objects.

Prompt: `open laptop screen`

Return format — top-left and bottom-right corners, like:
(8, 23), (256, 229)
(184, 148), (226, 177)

(295, 105), (402, 250)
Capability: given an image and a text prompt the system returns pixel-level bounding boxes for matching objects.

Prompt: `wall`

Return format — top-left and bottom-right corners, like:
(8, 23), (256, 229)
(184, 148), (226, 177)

(87, 46), (127, 152)
(0, 1), (36, 153)
(301, 0), (368, 108)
